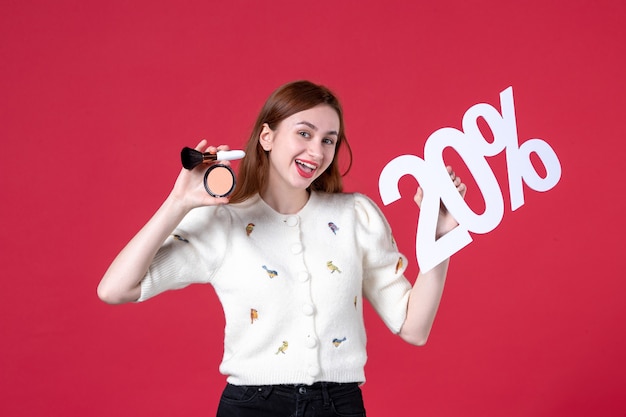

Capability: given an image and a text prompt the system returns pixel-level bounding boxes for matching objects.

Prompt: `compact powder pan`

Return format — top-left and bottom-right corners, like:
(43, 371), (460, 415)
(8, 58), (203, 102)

(203, 164), (236, 197)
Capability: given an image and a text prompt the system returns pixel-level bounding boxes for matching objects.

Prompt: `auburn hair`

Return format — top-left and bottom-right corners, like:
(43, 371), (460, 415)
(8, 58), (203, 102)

(228, 80), (352, 204)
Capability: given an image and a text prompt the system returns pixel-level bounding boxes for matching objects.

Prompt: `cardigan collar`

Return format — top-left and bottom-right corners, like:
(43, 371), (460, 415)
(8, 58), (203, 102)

(244, 191), (321, 221)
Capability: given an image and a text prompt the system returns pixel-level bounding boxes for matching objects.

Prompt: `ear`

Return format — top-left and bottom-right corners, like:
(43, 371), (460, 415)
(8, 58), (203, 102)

(259, 123), (273, 151)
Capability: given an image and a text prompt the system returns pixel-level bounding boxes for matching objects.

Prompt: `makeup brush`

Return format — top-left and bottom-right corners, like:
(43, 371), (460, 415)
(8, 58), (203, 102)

(181, 147), (246, 170)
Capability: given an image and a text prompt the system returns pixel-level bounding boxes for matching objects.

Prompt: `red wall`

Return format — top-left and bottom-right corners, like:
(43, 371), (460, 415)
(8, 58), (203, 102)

(1, 1), (625, 416)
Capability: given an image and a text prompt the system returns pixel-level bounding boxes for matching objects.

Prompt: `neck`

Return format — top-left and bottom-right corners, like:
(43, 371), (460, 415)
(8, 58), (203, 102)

(260, 186), (310, 214)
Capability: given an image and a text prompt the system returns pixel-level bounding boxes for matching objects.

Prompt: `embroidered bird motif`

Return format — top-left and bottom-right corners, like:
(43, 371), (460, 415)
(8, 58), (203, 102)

(328, 222), (339, 235)
(275, 341), (288, 354)
(327, 261), (342, 274)
(332, 337), (347, 347)
(172, 234), (189, 243)
(354, 296), (358, 309)
(262, 265), (278, 278)
(246, 223), (255, 236)
(395, 256), (403, 274)
(250, 309), (258, 324)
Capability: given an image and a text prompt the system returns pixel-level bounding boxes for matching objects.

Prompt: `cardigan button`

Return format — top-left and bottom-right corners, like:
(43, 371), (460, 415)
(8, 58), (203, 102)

(291, 243), (303, 254)
(285, 216), (299, 227)
(302, 303), (315, 316)
(297, 271), (310, 282)
(305, 336), (318, 348)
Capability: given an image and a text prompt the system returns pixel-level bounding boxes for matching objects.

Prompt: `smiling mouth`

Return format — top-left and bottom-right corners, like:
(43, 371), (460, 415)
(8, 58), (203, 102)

(296, 159), (318, 178)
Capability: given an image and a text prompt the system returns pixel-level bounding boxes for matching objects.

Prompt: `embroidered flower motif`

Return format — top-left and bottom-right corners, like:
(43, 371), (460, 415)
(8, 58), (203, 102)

(262, 265), (278, 278)
(172, 234), (189, 243)
(246, 223), (255, 236)
(275, 341), (288, 354)
(250, 308), (258, 324)
(328, 222), (339, 235)
(327, 261), (342, 274)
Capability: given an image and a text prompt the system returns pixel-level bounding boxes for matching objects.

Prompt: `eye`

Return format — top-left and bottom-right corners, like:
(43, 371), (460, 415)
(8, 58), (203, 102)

(323, 137), (336, 145)
(298, 131), (311, 138)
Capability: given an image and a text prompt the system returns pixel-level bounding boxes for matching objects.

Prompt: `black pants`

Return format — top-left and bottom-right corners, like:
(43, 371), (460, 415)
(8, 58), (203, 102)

(216, 382), (367, 417)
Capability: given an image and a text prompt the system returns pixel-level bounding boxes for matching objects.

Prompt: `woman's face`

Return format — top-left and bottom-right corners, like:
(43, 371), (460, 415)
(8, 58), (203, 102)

(260, 104), (340, 195)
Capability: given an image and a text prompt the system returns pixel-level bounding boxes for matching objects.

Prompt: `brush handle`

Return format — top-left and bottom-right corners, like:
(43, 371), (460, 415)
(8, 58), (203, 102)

(215, 150), (245, 161)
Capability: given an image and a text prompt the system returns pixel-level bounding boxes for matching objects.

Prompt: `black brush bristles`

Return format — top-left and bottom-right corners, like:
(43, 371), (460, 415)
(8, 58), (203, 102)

(181, 147), (206, 170)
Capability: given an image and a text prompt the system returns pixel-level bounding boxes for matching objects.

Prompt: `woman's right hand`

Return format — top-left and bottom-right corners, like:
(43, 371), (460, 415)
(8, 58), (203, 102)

(167, 139), (232, 212)
(97, 140), (233, 304)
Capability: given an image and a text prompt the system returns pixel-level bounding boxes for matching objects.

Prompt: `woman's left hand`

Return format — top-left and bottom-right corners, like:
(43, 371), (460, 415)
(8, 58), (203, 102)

(414, 166), (467, 239)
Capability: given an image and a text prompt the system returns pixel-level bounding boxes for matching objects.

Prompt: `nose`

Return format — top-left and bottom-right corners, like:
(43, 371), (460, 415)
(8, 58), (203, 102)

(308, 140), (323, 158)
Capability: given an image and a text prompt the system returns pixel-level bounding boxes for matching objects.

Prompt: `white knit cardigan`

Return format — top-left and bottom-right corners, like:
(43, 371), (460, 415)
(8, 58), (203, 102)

(139, 191), (412, 385)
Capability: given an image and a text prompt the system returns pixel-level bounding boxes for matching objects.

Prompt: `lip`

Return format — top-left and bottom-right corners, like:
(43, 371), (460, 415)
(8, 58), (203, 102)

(295, 159), (319, 179)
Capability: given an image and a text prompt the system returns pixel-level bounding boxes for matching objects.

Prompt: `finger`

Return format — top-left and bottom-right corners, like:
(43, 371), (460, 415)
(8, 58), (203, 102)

(195, 139), (218, 154)
(214, 145), (232, 166)
(458, 183), (467, 198)
(195, 139), (208, 151)
(219, 159), (232, 167)
(413, 186), (424, 208)
(446, 166), (457, 181)
(204, 195), (230, 206)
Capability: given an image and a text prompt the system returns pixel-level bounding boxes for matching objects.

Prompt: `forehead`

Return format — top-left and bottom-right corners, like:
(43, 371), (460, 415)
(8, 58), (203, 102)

(282, 104), (340, 132)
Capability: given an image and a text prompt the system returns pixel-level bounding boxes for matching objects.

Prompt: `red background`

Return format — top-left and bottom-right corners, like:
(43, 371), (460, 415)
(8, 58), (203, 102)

(1, 1), (625, 416)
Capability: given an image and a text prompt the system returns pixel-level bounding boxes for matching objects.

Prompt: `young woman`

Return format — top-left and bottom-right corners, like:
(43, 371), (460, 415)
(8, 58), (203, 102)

(98, 80), (466, 416)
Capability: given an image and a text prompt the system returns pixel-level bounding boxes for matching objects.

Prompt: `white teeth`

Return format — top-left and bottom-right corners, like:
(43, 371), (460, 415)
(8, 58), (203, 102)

(296, 160), (316, 170)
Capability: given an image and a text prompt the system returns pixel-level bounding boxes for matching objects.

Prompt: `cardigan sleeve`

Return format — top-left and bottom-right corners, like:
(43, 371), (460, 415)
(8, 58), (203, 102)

(137, 205), (231, 302)
(354, 193), (412, 334)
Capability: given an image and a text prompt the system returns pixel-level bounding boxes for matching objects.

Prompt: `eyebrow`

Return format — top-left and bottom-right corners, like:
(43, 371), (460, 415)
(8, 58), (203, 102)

(296, 121), (338, 136)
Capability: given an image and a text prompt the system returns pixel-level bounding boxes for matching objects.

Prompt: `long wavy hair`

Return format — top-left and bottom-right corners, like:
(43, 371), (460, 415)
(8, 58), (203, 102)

(229, 80), (352, 204)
